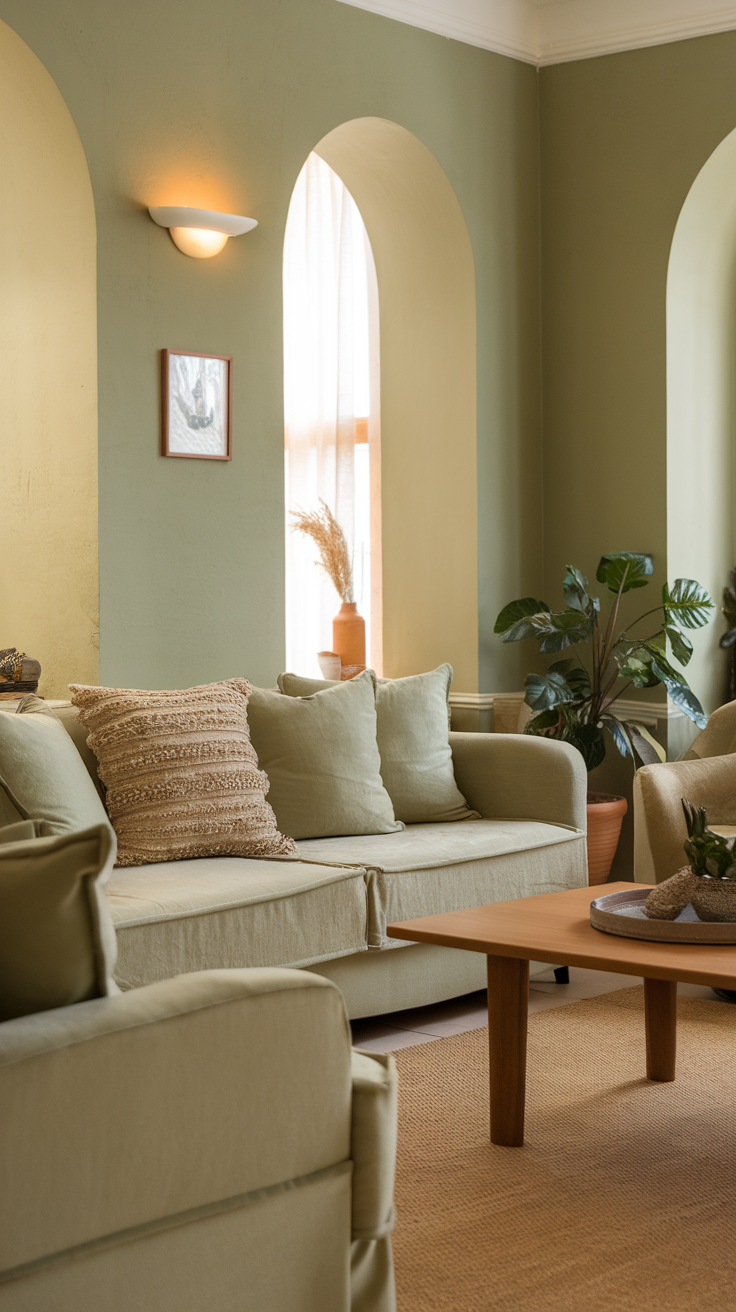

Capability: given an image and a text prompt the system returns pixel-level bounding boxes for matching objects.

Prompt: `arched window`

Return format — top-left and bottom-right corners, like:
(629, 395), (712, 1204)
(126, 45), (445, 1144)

(283, 151), (381, 677)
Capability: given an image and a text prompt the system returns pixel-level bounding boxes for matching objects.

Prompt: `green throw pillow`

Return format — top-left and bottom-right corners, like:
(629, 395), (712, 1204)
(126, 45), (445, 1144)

(0, 697), (111, 836)
(247, 671), (403, 840)
(0, 822), (118, 1021)
(277, 664), (477, 825)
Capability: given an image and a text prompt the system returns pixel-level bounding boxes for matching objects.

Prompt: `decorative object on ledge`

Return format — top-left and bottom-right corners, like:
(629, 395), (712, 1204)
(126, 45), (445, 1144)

(0, 649), (40, 699)
(317, 652), (342, 680)
(161, 349), (232, 460)
(340, 663), (367, 681)
(291, 500), (366, 668)
(148, 206), (257, 259)
(495, 553), (714, 885)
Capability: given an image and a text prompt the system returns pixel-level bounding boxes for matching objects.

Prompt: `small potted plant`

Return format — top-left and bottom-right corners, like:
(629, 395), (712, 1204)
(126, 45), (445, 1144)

(495, 553), (713, 884)
(645, 799), (736, 923)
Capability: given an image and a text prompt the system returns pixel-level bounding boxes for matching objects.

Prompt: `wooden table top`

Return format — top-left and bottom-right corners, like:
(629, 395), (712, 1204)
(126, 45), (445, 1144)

(387, 882), (736, 989)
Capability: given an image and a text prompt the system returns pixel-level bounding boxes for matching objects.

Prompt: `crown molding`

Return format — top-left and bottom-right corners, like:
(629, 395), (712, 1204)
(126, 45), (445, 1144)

(336, 0), (539, 62)
(336, 0), (736, 66)
(536, 1), (736, 66)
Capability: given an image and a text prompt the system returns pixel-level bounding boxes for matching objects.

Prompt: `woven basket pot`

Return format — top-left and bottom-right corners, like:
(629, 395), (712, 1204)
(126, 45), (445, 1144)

(586, 792), (628, 886)
(644, 867), (700, 920)
(690, 878), (736, 923)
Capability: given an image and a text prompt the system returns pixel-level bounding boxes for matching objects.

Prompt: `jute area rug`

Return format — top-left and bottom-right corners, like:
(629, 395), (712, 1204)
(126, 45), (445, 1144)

(392, 987), (736, 1312)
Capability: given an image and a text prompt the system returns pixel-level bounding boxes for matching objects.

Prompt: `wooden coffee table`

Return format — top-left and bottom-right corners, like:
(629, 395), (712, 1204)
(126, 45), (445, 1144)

(387, 882), (736, 1148)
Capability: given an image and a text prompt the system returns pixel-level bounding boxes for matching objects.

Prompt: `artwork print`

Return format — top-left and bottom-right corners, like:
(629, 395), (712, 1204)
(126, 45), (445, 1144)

(161, 350), (232, 460)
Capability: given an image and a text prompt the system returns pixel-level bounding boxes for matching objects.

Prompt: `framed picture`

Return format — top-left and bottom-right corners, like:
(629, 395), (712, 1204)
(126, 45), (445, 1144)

(161, 349), (232, 460)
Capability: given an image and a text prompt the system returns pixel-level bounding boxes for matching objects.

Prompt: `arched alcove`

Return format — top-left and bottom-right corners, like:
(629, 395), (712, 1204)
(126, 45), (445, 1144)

(313, 118), (478, 691)
(667, 126), (736, 716)
(0, 21), (98, 697)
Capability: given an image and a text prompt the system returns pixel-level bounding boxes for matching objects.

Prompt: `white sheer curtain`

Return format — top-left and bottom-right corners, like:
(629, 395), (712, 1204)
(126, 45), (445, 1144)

(283, 152), (380, 677)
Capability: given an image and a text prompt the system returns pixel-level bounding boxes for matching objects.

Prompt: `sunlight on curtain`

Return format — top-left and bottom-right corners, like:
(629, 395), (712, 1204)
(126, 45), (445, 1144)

(284, 151), (380, 677)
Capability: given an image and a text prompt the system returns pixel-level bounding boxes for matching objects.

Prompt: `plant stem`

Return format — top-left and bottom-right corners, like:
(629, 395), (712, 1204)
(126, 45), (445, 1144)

(600, 681), (633, 715)
(618, 606), (665, 640)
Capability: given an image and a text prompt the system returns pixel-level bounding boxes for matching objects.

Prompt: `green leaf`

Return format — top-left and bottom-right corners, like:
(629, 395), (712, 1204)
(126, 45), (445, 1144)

(523, 707), (560, 735)
(565, 665), (592, 699)
(563, 566), (592, 615)
(649, 660), (708, 728)
(623, 721), (666, 766)
(615, 646), (660, 688)
(530, 610), (594, 654)
(567, 723), (606, 772)
(646, 646), (690, 687)
(548, 659), (573, 675)
(596, 552), (653, 594)
(600, 715), (634, 761)
(500, 616), (540, 643)
(664, 625), (693, 668)
(524, 670), (574, 712)
(494, 597), (550, 636)
(662, 579), (714, 630)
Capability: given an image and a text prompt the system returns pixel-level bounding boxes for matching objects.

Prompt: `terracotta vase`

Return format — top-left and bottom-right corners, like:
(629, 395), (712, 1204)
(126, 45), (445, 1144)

(586, 791), (628, 886)
(332, 602), (366, 668)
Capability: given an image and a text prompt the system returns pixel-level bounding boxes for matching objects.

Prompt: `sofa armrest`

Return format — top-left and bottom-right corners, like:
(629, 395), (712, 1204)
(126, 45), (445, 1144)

(350, 1051), (397, 1241)
(450, 732), (587, 830)
(0, 968), (353, 1275)
(634, 754), (736, 883)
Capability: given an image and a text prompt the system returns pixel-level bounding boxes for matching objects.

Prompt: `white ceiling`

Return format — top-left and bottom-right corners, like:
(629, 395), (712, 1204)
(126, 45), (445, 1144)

(337, 0), (736, 65)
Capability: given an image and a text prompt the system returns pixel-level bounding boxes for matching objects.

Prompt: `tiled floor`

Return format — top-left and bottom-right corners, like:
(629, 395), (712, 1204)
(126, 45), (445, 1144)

(350, 967), (717, 1053)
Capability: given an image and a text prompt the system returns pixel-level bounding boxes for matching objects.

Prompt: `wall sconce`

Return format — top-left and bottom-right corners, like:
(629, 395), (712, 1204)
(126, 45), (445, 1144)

(148, 206), (258, 258)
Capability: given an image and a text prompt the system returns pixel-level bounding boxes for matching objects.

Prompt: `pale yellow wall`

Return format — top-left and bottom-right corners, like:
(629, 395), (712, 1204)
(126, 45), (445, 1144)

(667, 125), (736, 716)
(317, 119), (479, 692)
(0, 20), (98, 697)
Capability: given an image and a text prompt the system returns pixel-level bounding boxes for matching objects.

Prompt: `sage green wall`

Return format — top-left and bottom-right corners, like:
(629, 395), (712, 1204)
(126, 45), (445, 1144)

(0, 0), (542, 693)
(541, 32), (736, 878)
(540, 31), (736, 714)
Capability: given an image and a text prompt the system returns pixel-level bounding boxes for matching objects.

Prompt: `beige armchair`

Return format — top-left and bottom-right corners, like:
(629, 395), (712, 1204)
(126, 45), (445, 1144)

(0, 968), (397, 1312)
(634, 699), (736, 883)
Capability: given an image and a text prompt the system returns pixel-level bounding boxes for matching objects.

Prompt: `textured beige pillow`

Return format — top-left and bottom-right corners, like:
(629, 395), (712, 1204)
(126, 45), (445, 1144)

(69, 679), (296, 867)
(247, 672), (402, 840)
(0, 822), (118, 1022)
(277, 664), (477, 824)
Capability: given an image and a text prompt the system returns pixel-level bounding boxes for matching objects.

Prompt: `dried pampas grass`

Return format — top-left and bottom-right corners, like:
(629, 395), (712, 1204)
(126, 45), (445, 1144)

(291, 500), (354, 603)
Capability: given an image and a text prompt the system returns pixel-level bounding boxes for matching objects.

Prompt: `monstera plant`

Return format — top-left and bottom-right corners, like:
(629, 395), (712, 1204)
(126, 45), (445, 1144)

(494, 553), (713, 773)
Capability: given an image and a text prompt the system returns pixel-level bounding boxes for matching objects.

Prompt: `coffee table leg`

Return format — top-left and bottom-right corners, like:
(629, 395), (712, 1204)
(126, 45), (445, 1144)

(487, 955), (529, 1147)
(644, 977), (677, 1081)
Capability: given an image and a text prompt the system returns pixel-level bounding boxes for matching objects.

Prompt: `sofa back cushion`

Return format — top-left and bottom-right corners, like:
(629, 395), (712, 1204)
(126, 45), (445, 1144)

(0, 697), (111, 836)
(69, 679), (296, 866)
(278, 665), (477, 825)
(247, 672), (402, 840)
(0, 822), (118, 1021)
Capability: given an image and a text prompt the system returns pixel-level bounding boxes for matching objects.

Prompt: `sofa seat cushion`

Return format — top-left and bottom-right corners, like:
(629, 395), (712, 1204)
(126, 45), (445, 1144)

(296, 819), (587, 948)
(107, 858), (368, 989)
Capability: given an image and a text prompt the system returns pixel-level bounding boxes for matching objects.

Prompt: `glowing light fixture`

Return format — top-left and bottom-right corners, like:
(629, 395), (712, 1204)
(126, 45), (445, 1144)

(148, 206), (258, 258)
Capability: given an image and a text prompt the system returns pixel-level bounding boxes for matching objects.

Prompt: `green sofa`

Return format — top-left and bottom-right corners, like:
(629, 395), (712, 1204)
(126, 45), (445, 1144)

(0, 966), (397, 1311)
(50, 704), (589, 1018)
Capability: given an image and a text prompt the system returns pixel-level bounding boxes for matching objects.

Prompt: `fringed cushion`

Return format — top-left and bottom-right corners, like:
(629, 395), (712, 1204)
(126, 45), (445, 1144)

(69, 679), (296, 867)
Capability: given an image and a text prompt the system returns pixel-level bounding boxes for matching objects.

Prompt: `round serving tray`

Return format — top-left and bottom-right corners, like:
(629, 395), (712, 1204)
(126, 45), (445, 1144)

(590, 887), (736, 944)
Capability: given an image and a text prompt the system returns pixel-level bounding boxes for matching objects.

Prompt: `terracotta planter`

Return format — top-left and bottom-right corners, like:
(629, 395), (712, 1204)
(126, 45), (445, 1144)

(332, 602), (366, 668)
(586, 791), (628, 886)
